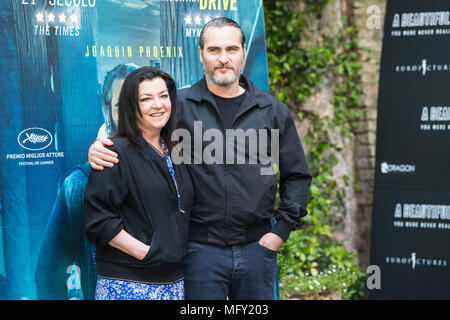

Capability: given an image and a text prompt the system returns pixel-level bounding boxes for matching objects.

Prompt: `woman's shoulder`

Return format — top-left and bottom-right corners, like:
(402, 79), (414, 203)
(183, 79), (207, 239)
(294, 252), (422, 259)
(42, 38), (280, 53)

(107, 137), (129, 152)
(104, 137), (136, 161)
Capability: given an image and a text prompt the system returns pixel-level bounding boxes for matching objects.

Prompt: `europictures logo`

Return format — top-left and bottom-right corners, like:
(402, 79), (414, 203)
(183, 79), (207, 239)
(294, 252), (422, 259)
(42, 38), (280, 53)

(395, 59), (450, 76)
(18, 127), (53, 151)
(386, 252), (448, 270)
(381, 162), (415, 174)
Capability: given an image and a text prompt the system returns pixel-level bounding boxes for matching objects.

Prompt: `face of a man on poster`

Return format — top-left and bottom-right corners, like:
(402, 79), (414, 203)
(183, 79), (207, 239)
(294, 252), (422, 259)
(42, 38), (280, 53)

(110, 79), (124, 131)
(199, 25), (246, 90)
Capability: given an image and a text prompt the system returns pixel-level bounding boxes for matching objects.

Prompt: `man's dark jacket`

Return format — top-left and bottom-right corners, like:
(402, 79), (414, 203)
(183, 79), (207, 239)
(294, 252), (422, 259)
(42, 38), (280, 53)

(177, 75), (312, 246)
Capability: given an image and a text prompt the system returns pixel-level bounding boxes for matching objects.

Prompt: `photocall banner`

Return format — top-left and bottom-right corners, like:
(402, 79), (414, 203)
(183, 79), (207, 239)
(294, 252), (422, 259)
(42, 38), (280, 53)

(0, 0), (269, 300)
(370, 0), (450, 299)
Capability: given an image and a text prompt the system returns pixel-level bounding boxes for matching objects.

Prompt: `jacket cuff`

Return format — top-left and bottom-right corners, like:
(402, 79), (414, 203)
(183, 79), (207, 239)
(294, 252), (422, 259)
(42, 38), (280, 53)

(271, 219), (293, 242)
(97, 220), (123, 248)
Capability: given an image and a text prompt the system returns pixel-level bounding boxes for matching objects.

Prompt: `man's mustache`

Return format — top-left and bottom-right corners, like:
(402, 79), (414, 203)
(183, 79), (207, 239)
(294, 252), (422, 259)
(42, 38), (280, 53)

(213, 63), (234, 70)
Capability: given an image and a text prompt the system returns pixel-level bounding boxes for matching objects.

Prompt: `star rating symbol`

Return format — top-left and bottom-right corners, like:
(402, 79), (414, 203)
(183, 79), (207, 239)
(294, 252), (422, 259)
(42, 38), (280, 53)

(59, 13), (67, 23)
(185, 14), (216, 26)
(47, 12), (55, 23)
(35, 11), (72, 24)
(36, 12), (44, 22)
(70, 14), (78, 23)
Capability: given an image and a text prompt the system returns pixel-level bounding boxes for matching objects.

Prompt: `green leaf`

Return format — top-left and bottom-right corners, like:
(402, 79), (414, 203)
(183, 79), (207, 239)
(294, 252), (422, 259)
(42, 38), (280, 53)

(310, 184), (320, 196)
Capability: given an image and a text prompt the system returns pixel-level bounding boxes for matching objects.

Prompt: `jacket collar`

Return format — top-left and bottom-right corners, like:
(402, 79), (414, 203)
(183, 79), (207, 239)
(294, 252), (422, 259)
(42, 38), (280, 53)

(186, 75), (272, 109)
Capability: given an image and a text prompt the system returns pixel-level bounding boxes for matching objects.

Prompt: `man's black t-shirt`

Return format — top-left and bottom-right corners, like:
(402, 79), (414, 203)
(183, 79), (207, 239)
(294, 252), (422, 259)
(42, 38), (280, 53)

(211, 91), (247, 129)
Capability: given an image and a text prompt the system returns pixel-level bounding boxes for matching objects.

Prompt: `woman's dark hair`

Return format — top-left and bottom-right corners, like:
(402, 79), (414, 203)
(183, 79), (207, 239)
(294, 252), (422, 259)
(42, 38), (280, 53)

(115, 66), (177, 152)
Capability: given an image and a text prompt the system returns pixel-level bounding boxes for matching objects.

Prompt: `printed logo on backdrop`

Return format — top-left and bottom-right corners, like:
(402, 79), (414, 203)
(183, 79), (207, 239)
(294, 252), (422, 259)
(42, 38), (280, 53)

(386, 252), (448, 270)
(22, 0), (95, 38)
(391, 10), (450, 37)
(380, 162), (415, 174)
(4, 128), (64, 167)
(18, 127), (53, 151)
(184, 14), (213, 38)
(395, 59), (450, 76)
(420, 105), (450, 132)
(392, 202), (450, 230)
(181, 0), (239, 38)
(385, 252), (448, 270)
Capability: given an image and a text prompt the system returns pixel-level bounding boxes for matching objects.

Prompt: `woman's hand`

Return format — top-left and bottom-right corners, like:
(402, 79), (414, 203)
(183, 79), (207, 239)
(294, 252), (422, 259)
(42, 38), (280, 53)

(109, 230), (150, 261)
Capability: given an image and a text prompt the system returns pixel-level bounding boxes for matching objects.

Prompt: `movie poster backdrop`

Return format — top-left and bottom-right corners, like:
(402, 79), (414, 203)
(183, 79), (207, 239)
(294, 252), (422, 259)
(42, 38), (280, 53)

(370, 0), (450, 299)
(0, 0), (269, 300)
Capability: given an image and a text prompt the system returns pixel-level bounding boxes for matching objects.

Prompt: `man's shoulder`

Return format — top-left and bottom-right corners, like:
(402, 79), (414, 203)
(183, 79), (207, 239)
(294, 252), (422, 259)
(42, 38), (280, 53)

(177, 86), (191, 101)
(177, 85), (191, 94)
(268, 94), (290, 114)
(177, 78), (205, 102)
(249, 86), (290, 115)
(244, 76), (288, 111)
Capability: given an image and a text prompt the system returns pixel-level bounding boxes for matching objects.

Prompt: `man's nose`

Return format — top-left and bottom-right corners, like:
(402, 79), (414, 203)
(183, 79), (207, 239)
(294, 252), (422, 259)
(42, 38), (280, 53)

(218, 51), (229, 64)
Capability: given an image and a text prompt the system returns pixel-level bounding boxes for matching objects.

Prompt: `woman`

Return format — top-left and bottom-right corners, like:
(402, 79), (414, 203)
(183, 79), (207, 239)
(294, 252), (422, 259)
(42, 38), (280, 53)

(83, 66), (194, 300)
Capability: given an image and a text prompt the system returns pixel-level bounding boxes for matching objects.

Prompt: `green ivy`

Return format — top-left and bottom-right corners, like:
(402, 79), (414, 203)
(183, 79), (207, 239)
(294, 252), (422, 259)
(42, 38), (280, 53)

(264, 0), (367, 299)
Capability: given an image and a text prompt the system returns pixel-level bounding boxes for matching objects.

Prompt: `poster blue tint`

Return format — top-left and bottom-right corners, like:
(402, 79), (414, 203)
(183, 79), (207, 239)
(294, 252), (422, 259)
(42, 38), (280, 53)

(0, 0), (268, 300)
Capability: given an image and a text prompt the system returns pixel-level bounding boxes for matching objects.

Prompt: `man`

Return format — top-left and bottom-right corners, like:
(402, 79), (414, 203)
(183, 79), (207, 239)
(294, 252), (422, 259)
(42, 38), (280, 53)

(88, 18), (311, 300)
(35, 63), (138, 300)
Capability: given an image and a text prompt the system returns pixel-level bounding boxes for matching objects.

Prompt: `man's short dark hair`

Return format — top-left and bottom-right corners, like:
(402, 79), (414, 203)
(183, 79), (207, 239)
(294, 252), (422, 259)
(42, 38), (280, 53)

(199, 17), (246, 50)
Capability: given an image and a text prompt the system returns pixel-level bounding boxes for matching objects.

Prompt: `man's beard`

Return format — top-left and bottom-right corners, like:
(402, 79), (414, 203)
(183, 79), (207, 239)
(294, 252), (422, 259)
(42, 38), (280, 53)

(202, 61), (244, 87)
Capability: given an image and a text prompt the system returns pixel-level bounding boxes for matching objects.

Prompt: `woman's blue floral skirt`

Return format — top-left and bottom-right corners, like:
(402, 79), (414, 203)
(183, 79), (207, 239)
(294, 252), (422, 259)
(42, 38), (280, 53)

(95, 276), (184, 300)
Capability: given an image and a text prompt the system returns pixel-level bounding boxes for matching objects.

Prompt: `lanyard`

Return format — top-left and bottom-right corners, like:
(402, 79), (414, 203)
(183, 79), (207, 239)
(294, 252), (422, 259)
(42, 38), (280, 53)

(161, 139), (185, 214)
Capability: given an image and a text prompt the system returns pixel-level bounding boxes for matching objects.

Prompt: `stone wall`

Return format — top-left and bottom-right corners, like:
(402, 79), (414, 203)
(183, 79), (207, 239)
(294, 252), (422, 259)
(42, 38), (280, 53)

(294, 0), (386, 269)
(347, 0), (385, 268)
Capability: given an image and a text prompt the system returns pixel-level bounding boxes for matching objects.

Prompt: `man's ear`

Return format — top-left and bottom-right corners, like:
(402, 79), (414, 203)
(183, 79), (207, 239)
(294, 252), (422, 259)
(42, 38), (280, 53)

(198, 47), (204, 63)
